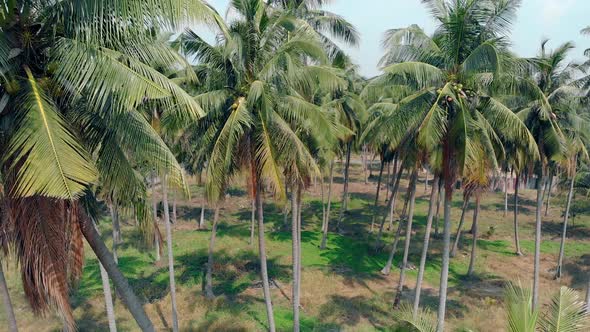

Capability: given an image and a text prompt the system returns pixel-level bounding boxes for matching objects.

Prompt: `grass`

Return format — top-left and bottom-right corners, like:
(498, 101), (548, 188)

(2, 160), (590, 331)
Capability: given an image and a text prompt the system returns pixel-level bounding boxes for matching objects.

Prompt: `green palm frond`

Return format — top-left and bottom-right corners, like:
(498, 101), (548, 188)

(505, 283), (539, 332)
(53, 39), (204, 118)
(461, 41), (500, 74)
(6, 68), (97, 199)
(58, 0), (218, 42)
(255, 111), (285, 199)
(392, 303), (437, 332)
(539, 287), (590, 332)
(377, 62), (444, 90)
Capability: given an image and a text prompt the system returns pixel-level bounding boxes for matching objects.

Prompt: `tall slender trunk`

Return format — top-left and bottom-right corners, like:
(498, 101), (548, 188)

(450, 196), (471, 258)
(437, 136), (453, 332)
(412, 174), (439, 317)
(385, 162), (391, 200)
(532, 173), (546, 310)
(250, 198), (256, 246)
(555, 156), (577, 279)
(152, 174), (161, 262)
(544, 173), (553, 217)
(0, 259), (18, 332)
(394, 169), (418, 307)
(321, 176), (327, 234)
(375, 166), (403, 249)
(436, 181), (453, 332)
(363, 145), (369, 185)
(321, 160), (335, 250)
(337, 141), (352, 230)
(424, 170), (429, 193)
(283, 184), (290, 230)
(586, 276), (590, 313)
(467, 196), (481, 276)
(162, 174), (179, 332)
(205, 207), (220, 299)
(381, 185), (411, 274)
(79, 217), (155, 332)
(513, 174), (522, 255)
(434, 178), (443, 237)
(387, 159), (402, 231)
(172, 191), (177, 224)
(99, 261), (117, 332)
(254, 176), (276, 331)
(109, 203), (120, 265)
(291, 184), (301, 332)
(504, 171), (508, 217)
(93, 224), (117, 332)
(370, 159), (386, 233)
(199, 192), (206, 230)
(381, 219), (404, 275)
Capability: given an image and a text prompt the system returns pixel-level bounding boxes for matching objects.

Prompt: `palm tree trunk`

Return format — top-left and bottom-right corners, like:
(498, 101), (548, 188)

(283, 184), (290, 229)
(513, 174), (523, 255)
(375, 165), (403, 249)
(450, 196), (471, 258)
(109, 203), (120, 265)
(532, 173), (546, 310)
(93, 224), (117, 332)
(544, 173), (553, 217)
(467, 195), (481, 276)
(99, 261), (117, 332)
(363, 145), (369, 185)
(394, 169), (418, 307)
(162, 174), (179, 332)
(385, 162), (391, 200)
(254, 177), (276, 332)
(387, 163), (403, 231)
(172, 191), (177, 224)
(436, 180), (453, 332)
(555, 155), (577, 279)
(250, 198), (256, 246)
(424, 170), (429, 193)
(412, 174), (440, 317)
(586, 276), (590, 313)
(434, 178), (443, 237)
(205, 207), (220, 299)
(381, 219), (404, 275)
(321, 160), (335, 250)
(370, 158), (386, 233)
(79, 216), (155, 332)
(199, 193), (206, 230)
(504, 171), (508, 217)
(382, 185), (411, 274)
(291, 184), (301, 332)
(337, 141), (352, 230)
(0, 259), (18, 332)
(152, 174), (161, 262)
(437, 136), (454, 332)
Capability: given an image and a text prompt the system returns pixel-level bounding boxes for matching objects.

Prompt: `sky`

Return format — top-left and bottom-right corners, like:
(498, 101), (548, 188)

(206, 0), (590, 77)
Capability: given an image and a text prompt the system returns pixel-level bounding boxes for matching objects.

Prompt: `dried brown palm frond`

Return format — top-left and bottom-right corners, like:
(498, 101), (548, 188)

(2, 196), (84, 331)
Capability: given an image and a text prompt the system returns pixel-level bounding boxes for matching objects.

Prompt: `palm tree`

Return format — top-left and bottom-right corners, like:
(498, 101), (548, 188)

(554, 99), (589, 278)
(516, 40), (572, 308)
(0, 0), (218, 329)
(176, 2), (341, 329)
(369, 1), (537, 328)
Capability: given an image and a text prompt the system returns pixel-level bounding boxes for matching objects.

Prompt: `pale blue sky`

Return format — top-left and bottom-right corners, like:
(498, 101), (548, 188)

(206, 0), (590, 77)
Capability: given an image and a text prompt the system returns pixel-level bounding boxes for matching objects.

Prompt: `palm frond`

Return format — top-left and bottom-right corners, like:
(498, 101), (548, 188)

(6, 68), (97, 199)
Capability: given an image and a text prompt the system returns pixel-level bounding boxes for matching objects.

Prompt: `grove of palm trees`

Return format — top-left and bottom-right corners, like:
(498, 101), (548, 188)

(1, 0), (590, 331)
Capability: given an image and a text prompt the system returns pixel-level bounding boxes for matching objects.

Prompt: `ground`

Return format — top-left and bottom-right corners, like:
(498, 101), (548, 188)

(1, 156), (589, 331)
